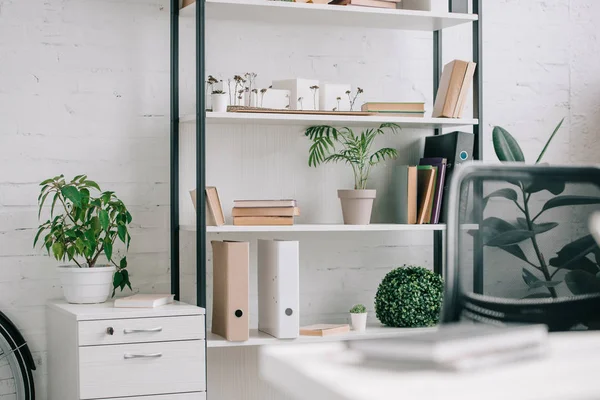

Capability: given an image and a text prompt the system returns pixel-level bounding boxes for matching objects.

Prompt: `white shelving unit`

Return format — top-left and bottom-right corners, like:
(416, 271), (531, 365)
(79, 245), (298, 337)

(181, 112), (478, 129)
(181, 223), (478, 233)
(180, 0), (477, 31)
(207, 325), (435, 348)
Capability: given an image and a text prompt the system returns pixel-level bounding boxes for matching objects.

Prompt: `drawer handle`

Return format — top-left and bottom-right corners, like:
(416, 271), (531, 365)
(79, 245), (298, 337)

(123, 327), (163, 334)
(124, 353), (163, 359)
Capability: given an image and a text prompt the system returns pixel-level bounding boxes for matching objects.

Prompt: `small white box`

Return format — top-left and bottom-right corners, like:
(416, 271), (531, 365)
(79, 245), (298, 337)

(319, 83), (352, 111)
(402, 0), (447, 13)
(271, 78), (320, 110)
(259, 88), (291, 109)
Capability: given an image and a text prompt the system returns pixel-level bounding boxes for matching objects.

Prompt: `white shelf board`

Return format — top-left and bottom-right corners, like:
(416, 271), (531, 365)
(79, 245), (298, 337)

(180, 0), (477, 31)
(181, 112), (478, 129)
(207, 325), (435, 348)
(180, 223), (478, 233)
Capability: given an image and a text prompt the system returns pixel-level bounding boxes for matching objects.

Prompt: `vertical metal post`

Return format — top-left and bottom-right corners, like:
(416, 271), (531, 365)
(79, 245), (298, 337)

(170, 0), (180, 300)
(432, 28), (443, 276)
(196, 0), (207, 309)
(472, 0), (484, 293)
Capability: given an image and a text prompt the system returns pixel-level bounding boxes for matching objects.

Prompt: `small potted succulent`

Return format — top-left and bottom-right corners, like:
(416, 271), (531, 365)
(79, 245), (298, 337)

(305, 123), (400, 224)
(349, 304), (368, 332)
(211, 90), (228, 112)
(34, 175), (132, 304)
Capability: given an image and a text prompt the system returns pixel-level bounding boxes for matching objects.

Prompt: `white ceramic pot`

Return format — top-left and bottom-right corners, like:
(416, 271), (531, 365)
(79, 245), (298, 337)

(338, 189), (376, 225)
(211, 93), (228, 112)
(58, 265), (116, 304)
(350, 313), (367, 332)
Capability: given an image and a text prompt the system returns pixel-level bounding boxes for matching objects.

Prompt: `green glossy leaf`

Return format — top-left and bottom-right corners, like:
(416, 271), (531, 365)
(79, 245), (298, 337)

(60, 186), (82, 207)
(75, 237), (85, 253)
(125, 211), (133, 224)
(117, 224), (126, 243)
(50, 192), (59, 218)
(122, 269), (131, 291)
(492, 126), (525, 162)
(541, 196), (600, 214)
(522, 268), (561, 289)
(84, 180), (101, 191)
(535, 118), (564, 163)
(486, 230), (534, 247)
(523, 178), (566, 195)
(515, 218), (558, 235)
(99, 210), (109, 230)
(40, 178), (54, 185)
(499, 244), (530, 264)
(549, 235), (598, 270)
(565, 270), (600, 295)
(38, 191), (49, 219)
(119, 257), (127, 269)
(486, 188), (518, 202)
(52, 242), (64, 260)
(72, 174), (85, 183)
(33, 227), (44, 248)
(104, 241), (113, 261)
(66, 246), (75, 260)
(113, 271), (123, 291)
(90, 216), (101, 233)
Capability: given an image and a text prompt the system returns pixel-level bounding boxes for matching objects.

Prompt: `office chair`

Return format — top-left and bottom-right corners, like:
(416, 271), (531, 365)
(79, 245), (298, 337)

(441, 164), (600, 331)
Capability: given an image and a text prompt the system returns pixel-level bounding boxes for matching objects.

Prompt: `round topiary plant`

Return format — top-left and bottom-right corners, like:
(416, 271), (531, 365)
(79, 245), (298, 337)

(375, 265), (443, 328)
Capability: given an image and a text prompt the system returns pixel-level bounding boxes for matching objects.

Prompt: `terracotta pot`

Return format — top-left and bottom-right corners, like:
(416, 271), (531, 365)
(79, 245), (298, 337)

(338, 189), (376, 225)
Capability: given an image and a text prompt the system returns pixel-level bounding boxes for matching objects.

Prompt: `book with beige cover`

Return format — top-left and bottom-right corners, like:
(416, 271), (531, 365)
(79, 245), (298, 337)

(190, 187), (225, 226)
(432, 60), (470, 118)
(232, 207), (300, 217)
(453, 62), (477, 117)
(211, 241), (250, 342)
(233, 216), (294, 226)
(394, 165), (418, 224)
(416, 166), (436, 224)
(300, 324), (350, 336)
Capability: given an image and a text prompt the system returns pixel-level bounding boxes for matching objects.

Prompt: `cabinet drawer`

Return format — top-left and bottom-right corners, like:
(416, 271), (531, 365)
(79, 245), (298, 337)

(79, 340), (206, 399)
(78, 315), (204, 346)
(105, 393), (206, 400)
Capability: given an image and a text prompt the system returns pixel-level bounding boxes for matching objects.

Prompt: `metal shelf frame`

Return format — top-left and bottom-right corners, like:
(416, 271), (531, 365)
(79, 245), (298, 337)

(169, 0), (483, 326)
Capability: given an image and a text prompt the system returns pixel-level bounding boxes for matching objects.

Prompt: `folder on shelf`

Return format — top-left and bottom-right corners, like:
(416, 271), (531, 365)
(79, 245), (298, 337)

(416, 166), (436, 224)
(394, 165), (418, 224)
(211, 240), (250, 342)
(419, 158), (447, 224)
(257, 239), (300, 339)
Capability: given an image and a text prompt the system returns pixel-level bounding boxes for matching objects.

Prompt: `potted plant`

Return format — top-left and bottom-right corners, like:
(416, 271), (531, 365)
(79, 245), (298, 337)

(305, 123), (400, 224)
(349, 304), (367, 332)
(211, 90), (228, 112)
(34, 175), (132, 304)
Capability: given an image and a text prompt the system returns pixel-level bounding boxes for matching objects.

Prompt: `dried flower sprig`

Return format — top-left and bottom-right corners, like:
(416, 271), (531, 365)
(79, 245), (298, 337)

(310, 85), (319, 110)
(346, 87), (363, 111)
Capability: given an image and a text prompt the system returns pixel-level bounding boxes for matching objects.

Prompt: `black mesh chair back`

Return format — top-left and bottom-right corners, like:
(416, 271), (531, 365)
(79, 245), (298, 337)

(442, 164), (600, 331)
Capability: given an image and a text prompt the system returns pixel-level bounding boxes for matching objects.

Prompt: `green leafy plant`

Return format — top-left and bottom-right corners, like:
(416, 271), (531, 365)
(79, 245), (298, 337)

(350, 304), (367, 314)
(34, 175), (133, 296)
(480, 118), (600, 298)
(305, 123), (400, 190)
(375, 265), (443, 327)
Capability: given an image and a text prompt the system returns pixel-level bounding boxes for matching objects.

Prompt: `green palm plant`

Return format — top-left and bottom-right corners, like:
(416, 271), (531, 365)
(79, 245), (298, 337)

(305, 123), (400, 190)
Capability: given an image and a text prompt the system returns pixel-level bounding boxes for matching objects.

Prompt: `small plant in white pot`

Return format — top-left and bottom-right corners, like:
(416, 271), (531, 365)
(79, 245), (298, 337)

(349, 304), (367, 332)
(305, 123), (400, 224)
(211, 90), (228, 112)
(34, 175), (132, 304)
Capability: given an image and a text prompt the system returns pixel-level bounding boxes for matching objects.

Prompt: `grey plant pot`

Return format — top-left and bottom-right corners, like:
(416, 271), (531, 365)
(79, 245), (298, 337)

(338, 189), (376, 225)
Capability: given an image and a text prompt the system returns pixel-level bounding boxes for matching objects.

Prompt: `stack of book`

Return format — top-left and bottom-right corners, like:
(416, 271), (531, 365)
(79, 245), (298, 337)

(330, 0), (402, 10)
(394, 157), (447, 225)
(432, 59), (477, 118)
(361, 102), (425, 117)
(232, 199), (300, 226)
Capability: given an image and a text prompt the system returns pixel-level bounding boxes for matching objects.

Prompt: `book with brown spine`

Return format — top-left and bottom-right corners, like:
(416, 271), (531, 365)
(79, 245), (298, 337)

(334, 0), (398, 9)
(233, 216), (294, 226)
(432, 60), (470, 118)
(232, 207), (300, 217)
(416, 166), (436, 224)
(233, 199), (297, 208)
(362, 102), (425, 112)
(299, 324), (350, 337)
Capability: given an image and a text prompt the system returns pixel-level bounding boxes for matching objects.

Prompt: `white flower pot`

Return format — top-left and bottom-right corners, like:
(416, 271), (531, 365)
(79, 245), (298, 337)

(211, 93), (228, 112)
(350, 313), (367, 332)
(58, 265), (116, 304)
(338, 189), (376, 225)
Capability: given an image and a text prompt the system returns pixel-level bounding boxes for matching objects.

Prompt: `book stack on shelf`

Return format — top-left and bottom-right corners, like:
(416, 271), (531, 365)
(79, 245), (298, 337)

(361, 102), (425, 117)
(394, 157), (446, 225)
(433, 59), (477, 118)
(232, 199), (300, 226)
(330, 0), (402, 10)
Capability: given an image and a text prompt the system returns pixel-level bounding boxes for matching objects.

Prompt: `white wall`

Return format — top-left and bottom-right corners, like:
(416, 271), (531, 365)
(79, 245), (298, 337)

(1, 0), (599, 399)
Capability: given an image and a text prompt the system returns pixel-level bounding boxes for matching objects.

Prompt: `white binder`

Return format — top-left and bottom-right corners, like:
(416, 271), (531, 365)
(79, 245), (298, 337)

(257, 239), (300, 339)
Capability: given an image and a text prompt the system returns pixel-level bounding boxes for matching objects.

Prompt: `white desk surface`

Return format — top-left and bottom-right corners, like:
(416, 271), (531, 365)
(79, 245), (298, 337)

(259, 331), (600, 400)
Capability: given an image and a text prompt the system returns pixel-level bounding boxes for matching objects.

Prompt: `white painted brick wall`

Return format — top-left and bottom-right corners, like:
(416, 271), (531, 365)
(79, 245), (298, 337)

(1, 0), (599, 398)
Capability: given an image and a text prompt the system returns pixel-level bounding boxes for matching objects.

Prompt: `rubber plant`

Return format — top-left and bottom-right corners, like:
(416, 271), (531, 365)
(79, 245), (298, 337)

(34, 175), (133, 296)
(305, 123), (400, 189)
(479, 118), (600, 298)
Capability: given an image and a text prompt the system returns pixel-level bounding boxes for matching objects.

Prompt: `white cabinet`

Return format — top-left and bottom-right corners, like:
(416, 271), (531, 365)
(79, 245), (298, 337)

(46, 300), (206, 400)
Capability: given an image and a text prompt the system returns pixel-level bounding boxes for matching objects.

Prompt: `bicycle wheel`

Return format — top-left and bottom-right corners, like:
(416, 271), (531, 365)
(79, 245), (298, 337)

(0, 322), (34, 399)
